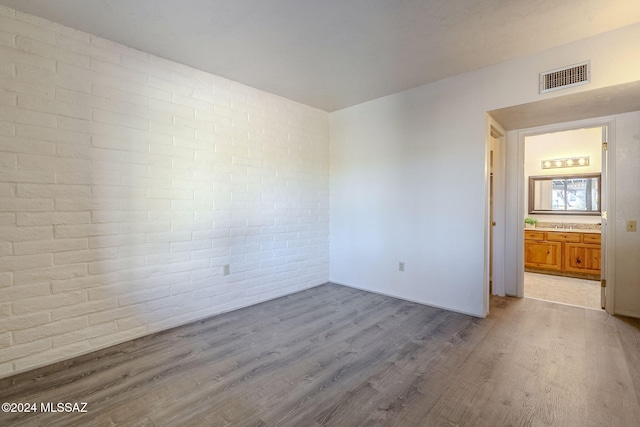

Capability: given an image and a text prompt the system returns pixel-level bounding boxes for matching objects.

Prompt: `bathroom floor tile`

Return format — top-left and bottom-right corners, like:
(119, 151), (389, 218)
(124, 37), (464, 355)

(524, 272), (601, 310)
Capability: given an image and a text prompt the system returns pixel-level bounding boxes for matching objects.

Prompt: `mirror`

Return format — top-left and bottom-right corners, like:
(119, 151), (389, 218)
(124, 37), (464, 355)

(529, 173), (601, 215)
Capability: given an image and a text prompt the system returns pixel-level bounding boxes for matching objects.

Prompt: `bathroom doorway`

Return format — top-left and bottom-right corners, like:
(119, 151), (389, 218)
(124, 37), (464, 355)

(523, 126), (605, 310)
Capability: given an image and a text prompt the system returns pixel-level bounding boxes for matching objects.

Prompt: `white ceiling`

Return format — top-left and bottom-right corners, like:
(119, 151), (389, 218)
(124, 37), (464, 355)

(490, 81), (640, 130)
(1, 0), (640, 111)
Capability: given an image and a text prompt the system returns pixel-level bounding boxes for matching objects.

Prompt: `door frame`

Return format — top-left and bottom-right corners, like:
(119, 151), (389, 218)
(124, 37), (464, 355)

(484, 115), (507, 316)
(512, 117), (615, 313)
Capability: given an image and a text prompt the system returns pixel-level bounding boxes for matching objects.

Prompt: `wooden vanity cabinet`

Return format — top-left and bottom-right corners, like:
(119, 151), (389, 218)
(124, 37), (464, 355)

(524, 230), (601, 279)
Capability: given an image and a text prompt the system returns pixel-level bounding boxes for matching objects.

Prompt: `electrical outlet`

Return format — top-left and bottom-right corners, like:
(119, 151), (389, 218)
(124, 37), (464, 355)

(399, 262), (405, 272)
(223, 264), (230, 276)
(627, 220), (637, 232)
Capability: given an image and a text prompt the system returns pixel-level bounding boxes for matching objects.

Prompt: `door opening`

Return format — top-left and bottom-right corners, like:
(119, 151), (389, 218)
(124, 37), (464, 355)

(521, 125), (607, 310)
(485, 118), (506, 316)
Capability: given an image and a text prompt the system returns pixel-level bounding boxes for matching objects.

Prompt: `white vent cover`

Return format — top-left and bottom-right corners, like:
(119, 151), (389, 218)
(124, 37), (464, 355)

(539, 61), (590, 93)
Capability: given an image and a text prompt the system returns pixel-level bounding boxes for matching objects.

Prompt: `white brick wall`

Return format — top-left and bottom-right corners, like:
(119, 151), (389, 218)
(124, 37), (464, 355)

(0, 5), (330, 378)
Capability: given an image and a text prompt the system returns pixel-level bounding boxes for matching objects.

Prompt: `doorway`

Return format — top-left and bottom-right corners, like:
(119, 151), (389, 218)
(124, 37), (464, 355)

(520, 123), (608, 310)
(487, 87), (640, 317)
(485, 118), (506, 315)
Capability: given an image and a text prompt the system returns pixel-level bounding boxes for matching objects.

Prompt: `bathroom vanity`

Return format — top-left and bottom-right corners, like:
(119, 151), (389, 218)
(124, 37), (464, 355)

(524, 228), (601, 280)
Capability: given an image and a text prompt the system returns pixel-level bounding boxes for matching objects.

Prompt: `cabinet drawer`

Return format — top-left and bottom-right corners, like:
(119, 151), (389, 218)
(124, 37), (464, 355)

(546, 232), (581, 243)
(524, 230), (545, 241)
(583, 233), (601, 244)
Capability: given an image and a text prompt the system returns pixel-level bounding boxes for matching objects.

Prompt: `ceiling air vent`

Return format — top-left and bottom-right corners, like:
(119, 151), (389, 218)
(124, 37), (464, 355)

(539, 61), (590, 93)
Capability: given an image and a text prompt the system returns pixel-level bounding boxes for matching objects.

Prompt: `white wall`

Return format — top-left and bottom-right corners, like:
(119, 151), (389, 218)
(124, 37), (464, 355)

(330, 22), (640, 317)
(524, 127), (602, 224)
(0, 6), (329, 378)
(330, 78), (486, 316)
(612, 111), (640, 317)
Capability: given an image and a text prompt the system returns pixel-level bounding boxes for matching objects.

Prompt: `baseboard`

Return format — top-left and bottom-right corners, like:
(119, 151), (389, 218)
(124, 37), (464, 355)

(613, 309), (640, 319)
(329, 281), (485, 318)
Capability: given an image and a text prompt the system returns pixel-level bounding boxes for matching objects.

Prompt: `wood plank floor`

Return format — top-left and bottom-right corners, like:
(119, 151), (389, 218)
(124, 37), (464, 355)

(1, 283), (639, 426)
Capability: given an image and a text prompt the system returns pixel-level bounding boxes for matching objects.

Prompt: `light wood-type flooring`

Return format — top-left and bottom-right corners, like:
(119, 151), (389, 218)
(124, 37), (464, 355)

(524, 272), (601, 310)
(1, 284), (639, 426)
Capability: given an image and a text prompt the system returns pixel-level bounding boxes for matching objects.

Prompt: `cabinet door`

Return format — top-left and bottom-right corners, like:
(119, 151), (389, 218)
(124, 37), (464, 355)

(565, 244), (601, 274)
(525, 241), (562, 270)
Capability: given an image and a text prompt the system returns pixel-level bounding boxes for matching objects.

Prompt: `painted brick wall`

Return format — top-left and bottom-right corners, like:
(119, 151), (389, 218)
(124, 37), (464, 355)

(0, 6), (330, 378)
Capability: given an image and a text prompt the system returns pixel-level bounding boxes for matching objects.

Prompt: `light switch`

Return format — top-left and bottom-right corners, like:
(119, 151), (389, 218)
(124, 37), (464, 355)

(627, 220), (637, 232)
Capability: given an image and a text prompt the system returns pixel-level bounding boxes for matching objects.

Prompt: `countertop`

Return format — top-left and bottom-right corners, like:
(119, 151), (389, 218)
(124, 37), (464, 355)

(527, 227), (601, 234)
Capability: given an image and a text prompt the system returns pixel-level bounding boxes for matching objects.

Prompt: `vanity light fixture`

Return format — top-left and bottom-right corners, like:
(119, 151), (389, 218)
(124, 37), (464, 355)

(541, 156), (590, 169)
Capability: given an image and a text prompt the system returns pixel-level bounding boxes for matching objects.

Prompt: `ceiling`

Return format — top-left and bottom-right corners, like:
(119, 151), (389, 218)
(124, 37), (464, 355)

(1, 0), (640, 112)
(490, 81), (640, 130)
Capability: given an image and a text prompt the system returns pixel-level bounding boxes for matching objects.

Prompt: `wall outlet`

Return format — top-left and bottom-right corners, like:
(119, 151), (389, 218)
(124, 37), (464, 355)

(223, 264), (230, 275)
(399, 262), (405, 272)
(627, 220), (637, 232)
